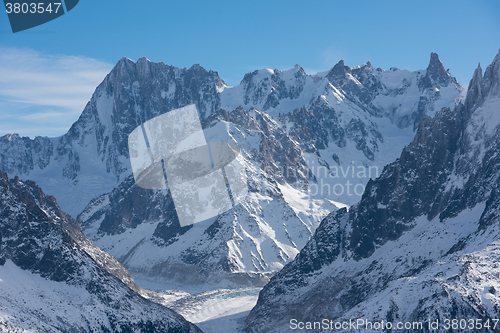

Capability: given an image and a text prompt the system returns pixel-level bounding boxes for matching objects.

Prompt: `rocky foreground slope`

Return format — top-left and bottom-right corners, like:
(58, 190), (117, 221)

(0, 167), (201, 332)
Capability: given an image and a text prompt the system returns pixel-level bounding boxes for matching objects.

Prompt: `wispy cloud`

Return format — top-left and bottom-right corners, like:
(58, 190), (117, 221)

(0, 47), (113, 138)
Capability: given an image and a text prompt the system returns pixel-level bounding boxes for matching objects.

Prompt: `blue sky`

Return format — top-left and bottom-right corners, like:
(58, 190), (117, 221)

(1, 0), (499, 137)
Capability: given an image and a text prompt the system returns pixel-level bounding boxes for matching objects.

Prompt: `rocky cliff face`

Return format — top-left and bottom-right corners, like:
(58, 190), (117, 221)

(0, 167), (201, 332)
(246, 51), (500, 333)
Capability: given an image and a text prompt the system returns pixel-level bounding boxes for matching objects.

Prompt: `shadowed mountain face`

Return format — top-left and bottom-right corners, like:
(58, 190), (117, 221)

(0, 54), (465, 286)
(0, 167), (201, 332)
(246, 51), (500, 333)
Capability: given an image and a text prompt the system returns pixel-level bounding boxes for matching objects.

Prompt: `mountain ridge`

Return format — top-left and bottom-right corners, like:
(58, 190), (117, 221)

(0, 52), (465, 216)
(0, 53), (467, 287)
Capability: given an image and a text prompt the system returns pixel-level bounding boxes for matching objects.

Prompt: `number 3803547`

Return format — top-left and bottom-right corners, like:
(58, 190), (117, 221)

(5, 3), (62, 14)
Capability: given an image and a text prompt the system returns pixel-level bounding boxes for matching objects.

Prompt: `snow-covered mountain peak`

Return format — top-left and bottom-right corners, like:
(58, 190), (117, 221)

(134, 56), (154, 74)
(426, 52), (451, 85)
(4, 133), (20, 141)
(327, 59), (349, 79)
(283, 64), (307, 79)
(482, 49), (500, 95)
(0, 57), (227, 216)
(137, 56), (151, 62)
(466, 63), (484, 110)
(417, 52), (462, 95)
(466, 52), (500, 114)
(470, 62), (483, 86)
(464, 53), (500, 142)
(117, 56), (135, 65)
